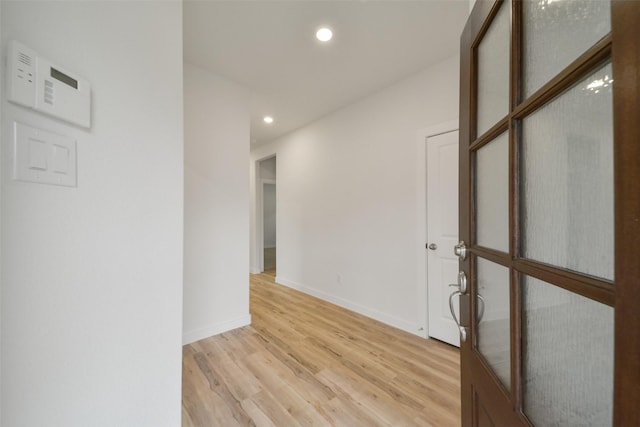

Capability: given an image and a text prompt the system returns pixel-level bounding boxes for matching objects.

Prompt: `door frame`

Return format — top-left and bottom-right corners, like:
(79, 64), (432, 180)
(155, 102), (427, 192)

(416, 119), (458, 339)
(459, 1), (640, 425)
(253, 154), (276, 274)
(611, 2), (640, 424)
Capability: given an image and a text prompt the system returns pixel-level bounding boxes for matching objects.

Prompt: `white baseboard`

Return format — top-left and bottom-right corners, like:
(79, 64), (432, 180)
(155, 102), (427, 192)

(275, 276), (419, 336)
(182, 314), (252, 345)
(250, 267), (261, 274)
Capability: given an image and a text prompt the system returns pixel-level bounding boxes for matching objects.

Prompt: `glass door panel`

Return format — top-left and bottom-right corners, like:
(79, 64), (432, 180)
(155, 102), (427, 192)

(523, 0), (611, 97)
(521, 62), (614, 280)
(522, 275), (614, 427)
(459, 1), (637, 425)
(476, 258), (511, 391)
(476, 132), (509, 252)
(476, 1), (510, 136)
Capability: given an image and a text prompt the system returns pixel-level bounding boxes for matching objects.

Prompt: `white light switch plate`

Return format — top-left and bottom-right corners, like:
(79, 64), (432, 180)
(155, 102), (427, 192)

(13, 121), (77, 187)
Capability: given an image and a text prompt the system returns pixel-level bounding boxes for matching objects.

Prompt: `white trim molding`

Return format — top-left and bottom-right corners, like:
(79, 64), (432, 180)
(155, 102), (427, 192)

(182, 314), (252, 345)
(276, 276), (420, 336)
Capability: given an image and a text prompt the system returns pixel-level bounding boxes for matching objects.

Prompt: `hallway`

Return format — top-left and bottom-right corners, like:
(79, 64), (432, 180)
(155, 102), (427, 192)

(182, 272), (460, 426)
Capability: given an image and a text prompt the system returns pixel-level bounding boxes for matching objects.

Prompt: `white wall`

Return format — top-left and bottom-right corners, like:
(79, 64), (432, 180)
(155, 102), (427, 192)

(0, 3), (3, 422)
(250, 55), (459, 334)
(263, 183), (277, 248)
(1, 2), (184, 426)
(183, 63), (251, 345)
(260, 156), (276, 180)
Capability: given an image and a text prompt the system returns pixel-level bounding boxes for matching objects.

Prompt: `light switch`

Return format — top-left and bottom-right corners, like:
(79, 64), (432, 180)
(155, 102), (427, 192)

(52, 144), (70, 173)
(13, 121), (77, 187)
(28, 139), (47, 170)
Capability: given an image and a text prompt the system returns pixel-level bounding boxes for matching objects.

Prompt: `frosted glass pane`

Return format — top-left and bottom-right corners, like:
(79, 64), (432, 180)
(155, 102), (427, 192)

(477, 1), (510, 136)
(523, 0), (610, 97)
(476, 258), (511, 391)
(522, 62), (613, 280)
(523, 276), (613, 427)
(476, 132), (509, 252)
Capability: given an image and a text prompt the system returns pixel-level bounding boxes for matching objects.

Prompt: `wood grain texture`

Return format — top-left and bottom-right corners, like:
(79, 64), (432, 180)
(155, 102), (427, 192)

(612, 1), (640, 425)
(182, 272), (461, 426)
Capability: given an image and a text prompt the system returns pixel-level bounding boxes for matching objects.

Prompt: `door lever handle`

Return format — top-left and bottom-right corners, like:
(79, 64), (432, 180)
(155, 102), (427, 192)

(449, 290), (467, 342)
(476, 294), (486, 323)
(449, 271), (468, 294)
(451, 288), (485, 322)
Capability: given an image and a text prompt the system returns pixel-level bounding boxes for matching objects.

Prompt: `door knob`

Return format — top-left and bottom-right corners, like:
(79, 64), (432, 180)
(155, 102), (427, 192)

(428, 243), (437, 250)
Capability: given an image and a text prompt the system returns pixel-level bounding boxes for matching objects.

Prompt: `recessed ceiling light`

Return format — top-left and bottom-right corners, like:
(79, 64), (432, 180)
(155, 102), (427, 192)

(316, 27), (333, 42)
(263, 116), (274, 124)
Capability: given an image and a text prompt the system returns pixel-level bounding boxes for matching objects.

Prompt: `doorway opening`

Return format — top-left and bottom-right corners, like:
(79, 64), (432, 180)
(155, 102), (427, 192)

(257, 156), (277, 274)
(263, 181), (276, 272)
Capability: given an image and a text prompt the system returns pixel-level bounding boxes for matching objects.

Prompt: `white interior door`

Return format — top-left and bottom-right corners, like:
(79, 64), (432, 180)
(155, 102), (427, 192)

(426, 130), (460, 347)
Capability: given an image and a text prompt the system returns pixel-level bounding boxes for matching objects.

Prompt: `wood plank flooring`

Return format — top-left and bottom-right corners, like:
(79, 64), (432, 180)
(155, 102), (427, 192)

(264, 248), (276, 270)
(182, 271), (461, 426)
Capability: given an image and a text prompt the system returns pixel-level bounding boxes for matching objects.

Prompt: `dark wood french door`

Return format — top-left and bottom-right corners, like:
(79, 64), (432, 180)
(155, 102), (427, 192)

(457, 1), (639, 425)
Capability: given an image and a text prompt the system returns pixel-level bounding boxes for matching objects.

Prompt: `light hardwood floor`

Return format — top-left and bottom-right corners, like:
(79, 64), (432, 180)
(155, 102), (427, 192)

(264, 248), (276, 271)
(182, 271), (461, 426)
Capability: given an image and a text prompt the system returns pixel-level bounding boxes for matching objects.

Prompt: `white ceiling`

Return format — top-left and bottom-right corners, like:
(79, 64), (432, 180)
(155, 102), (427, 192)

(183, 0), (470, 146)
